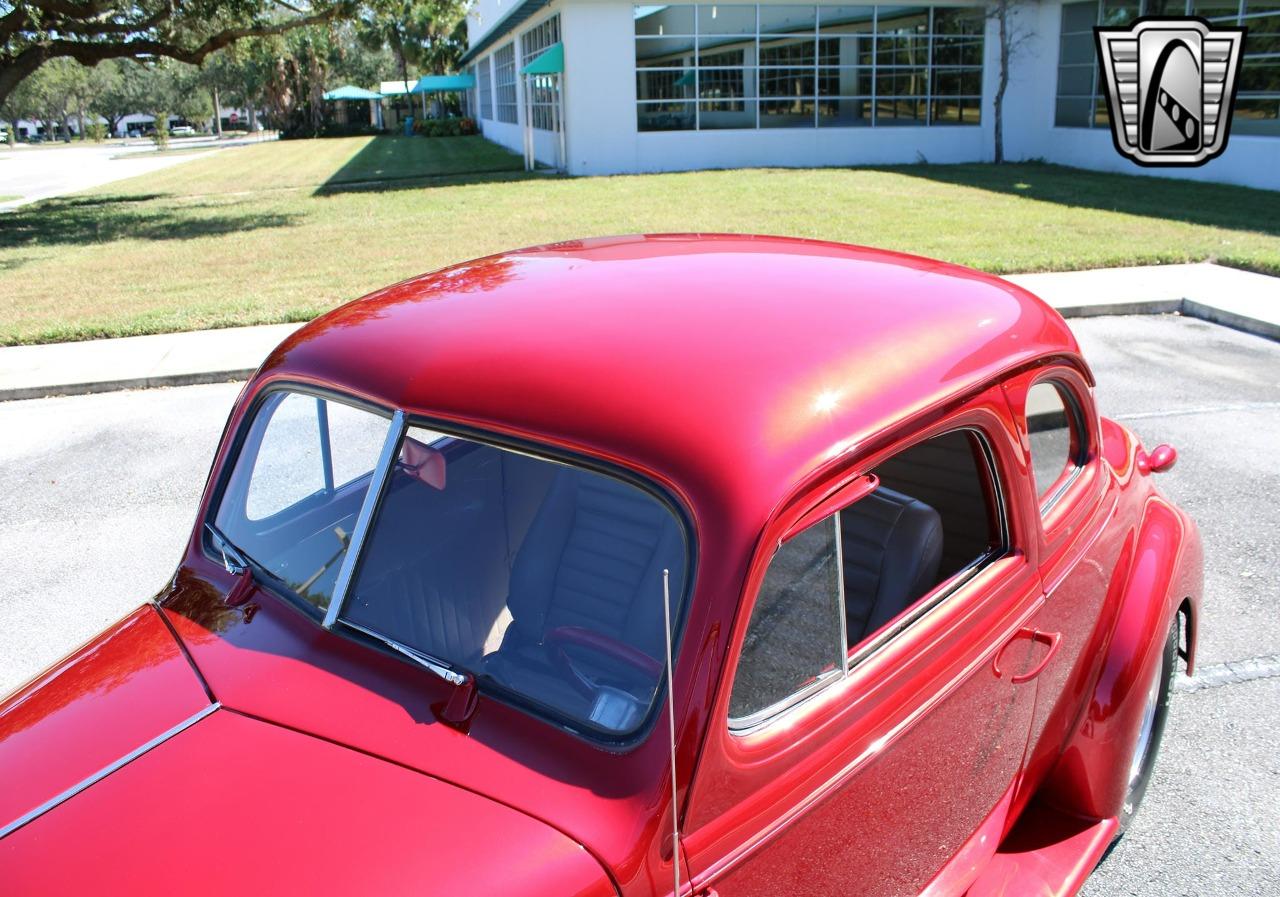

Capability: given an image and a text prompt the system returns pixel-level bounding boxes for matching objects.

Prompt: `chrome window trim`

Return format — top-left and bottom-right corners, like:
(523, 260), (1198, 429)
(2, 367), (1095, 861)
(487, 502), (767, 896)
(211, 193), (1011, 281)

(0, 703), (221, 841)
(1030, 378), (1091, 517)
(323, 409), (407, 629)
(846, 427), (1009, 673)
(728, 426), (1010, 737)
(728, 667), (846, 735)
(728, 513), (848, 734)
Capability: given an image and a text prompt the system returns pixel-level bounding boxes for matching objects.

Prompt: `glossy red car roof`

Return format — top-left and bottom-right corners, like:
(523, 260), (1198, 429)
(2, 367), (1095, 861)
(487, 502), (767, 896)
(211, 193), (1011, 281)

(261, 234), (1081, 522)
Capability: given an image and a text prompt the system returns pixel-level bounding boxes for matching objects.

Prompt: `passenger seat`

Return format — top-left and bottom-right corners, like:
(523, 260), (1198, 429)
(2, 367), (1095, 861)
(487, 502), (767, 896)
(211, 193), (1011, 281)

(839, 487), (944, 647)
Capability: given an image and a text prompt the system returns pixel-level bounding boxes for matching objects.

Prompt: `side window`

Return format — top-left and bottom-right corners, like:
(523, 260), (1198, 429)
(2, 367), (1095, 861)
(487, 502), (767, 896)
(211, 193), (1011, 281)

(1025, 380), (1084, 506)
(213, 391), (392, 613)
(245, 392), (325, 520)
(729, 429), (1004, 730)
(728, 516), (844, 726)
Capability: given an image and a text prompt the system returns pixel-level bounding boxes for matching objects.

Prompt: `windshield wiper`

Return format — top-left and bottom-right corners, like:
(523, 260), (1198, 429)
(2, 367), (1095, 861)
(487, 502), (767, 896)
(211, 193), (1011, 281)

(204, 523), (258, 606)
(340, 619), (479, 726)
(205, 522), (250, 574)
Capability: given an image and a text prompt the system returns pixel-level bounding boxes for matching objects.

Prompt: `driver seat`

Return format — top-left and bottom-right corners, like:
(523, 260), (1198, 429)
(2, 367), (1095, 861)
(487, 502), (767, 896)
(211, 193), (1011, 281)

(486, 467), (684, 719)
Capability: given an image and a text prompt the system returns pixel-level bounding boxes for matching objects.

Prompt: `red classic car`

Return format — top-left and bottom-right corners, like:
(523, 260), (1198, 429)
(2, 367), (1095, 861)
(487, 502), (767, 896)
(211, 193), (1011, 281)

(0, 235), (1200, 897)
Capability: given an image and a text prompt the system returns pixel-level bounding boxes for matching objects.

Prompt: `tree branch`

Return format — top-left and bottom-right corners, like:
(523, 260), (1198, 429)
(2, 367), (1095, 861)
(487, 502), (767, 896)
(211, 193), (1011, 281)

(0, 6), (342, 107)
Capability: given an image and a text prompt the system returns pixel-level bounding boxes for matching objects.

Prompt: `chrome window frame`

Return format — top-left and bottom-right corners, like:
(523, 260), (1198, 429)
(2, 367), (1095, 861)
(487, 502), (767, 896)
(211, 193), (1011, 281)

(1027, 378), (1090, 516)
(727, 426), (1009, 737)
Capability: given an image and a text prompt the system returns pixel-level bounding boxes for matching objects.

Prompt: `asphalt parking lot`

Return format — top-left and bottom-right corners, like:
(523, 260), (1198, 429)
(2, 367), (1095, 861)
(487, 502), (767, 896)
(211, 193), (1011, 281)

(0, 313), (1276, 894)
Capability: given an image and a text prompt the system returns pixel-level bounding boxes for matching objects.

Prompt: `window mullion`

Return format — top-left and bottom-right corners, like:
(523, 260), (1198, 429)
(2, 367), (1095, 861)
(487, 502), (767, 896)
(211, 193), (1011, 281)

(834, 512), (850, 674)
(316, 397), (334, 495)
(323, 409), (407, 630)
(872, 6), (879, 126)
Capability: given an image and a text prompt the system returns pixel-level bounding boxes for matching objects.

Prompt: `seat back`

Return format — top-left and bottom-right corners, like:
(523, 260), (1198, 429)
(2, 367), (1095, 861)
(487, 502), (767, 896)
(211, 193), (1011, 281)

(840, 487), (944, 646)
(507, 468), (684, 662)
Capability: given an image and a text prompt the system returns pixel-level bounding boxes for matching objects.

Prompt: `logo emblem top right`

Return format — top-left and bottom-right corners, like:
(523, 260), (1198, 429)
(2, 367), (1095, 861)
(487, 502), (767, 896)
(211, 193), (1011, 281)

(1095, 17), (1247, 167)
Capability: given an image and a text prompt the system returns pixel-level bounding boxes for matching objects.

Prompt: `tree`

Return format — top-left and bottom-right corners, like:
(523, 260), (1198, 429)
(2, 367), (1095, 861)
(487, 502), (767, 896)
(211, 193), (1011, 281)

(0, 0), (353, 110)
(18, 57), (82, 141)
(138, 60), (214, 136)
(987, 0), (1035, 164)
(94, 60), (149, 137)
(357, 0), (468, 87)
(0, 67), (40, 144)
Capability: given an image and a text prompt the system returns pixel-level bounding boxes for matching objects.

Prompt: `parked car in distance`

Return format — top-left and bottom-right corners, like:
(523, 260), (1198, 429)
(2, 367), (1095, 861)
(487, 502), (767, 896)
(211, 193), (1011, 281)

(0, 235), (1200, 896)
(169, 124), (196, 136)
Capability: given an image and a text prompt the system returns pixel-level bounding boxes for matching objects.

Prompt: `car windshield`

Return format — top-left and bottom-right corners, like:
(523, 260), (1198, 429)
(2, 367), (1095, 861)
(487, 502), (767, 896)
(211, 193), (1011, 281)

(211, 389), (690, 737)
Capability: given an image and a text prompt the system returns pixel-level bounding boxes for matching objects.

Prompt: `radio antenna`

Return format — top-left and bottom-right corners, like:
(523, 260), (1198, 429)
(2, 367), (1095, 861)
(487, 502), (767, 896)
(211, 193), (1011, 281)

(662, 568), (681, 897)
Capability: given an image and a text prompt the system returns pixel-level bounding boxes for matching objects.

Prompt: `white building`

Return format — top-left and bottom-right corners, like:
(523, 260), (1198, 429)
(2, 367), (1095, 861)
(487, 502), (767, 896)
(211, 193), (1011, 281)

(460, 1), (1279, 190)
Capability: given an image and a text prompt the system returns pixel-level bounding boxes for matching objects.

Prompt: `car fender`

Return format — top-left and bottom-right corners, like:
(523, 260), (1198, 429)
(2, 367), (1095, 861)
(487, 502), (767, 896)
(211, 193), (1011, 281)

(1039, 495), (1200, 821)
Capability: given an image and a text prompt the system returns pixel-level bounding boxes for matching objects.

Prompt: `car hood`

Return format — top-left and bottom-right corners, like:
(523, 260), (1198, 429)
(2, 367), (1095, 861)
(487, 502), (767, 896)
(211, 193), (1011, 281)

(0, 607), (614, 897)
(0, 605), (211, 834)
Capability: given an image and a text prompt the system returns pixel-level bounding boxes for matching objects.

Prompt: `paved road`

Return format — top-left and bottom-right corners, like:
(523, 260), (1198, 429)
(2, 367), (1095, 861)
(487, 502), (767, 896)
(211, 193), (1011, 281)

(0, 134), (270, 208)
(0, 314), (1276, 893)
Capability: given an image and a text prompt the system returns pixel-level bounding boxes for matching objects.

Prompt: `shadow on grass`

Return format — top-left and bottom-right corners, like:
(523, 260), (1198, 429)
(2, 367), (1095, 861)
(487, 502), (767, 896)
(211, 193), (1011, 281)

(883, 161), (1280, 237)
(313, 134), (531, 196)
(0, 193), (300, 253)
(314, 168), (548, 197)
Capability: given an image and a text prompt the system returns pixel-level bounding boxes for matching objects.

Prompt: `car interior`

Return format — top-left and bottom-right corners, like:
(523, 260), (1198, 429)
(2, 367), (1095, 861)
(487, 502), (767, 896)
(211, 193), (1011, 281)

(345, 432), (687, 734)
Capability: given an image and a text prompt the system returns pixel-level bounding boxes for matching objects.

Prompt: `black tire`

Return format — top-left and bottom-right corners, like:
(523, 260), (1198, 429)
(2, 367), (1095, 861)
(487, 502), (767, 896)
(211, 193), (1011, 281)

(1117, 617), (1178, 833)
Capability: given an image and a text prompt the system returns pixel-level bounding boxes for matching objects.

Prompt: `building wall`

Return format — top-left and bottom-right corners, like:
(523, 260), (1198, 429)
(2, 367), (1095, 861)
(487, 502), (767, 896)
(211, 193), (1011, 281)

(1004, 0), (1279, 192)
(471, 2), (566, 168)
(469, 0), (1278, 189)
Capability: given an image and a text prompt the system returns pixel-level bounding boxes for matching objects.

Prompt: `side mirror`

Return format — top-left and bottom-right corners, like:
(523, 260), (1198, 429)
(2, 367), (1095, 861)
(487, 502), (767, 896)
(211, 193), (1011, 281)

(1138, 443), (1177, 475)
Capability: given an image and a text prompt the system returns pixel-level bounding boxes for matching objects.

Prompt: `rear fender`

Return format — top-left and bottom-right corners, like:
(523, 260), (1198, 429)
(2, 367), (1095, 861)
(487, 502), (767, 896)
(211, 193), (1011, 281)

(1038, 497), (1198, 820)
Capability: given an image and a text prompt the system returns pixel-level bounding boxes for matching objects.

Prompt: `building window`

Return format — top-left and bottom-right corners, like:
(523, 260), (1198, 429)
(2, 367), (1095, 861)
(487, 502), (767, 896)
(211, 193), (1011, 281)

(521, 15), (562, 131)
(494, 43), (518, 124)
(1056, 0), (1280, 136)
(479, 56), (494, 120)
(1238, 1), (1280, 136)
(634, 4), (984, 132)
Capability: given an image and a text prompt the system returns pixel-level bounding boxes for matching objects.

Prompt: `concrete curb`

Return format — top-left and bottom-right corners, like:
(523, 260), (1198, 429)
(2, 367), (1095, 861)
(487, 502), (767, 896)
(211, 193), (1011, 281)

(0, 369), (257, 402)
(2, 263), (1276, 402)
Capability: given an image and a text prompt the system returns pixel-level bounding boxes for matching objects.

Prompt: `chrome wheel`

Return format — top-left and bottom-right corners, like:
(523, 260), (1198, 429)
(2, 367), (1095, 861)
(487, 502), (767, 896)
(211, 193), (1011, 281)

(1118, 620), (1178, 831)
(1128, 666), (1162, 791)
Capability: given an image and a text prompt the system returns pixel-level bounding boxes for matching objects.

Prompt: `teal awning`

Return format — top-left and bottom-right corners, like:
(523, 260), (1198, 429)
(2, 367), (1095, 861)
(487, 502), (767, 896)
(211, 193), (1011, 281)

(413, 73), (477, 93)
(521, 42), (563, 75)
(323, 85), (383, 101)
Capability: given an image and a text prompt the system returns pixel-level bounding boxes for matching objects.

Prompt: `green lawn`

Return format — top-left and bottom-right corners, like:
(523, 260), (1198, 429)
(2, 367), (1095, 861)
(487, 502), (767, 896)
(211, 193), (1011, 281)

(0, 134), (1276, 346)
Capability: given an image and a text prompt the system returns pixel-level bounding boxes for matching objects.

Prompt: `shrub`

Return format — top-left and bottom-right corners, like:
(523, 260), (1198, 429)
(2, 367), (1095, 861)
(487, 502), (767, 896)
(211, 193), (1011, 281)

(85, 122), (108, 142)
(412, 116), (476, 138)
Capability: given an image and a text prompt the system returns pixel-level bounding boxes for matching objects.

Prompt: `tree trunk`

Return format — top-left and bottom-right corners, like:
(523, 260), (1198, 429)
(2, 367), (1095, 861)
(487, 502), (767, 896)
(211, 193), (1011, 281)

(213, 86), (223, 137)
(77, 104), (86, 140)
(994, 1), (1010, 165)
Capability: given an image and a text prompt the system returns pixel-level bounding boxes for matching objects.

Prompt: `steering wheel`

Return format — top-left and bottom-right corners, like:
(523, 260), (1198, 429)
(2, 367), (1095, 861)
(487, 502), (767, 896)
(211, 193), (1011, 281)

(544, 626), (663, 700)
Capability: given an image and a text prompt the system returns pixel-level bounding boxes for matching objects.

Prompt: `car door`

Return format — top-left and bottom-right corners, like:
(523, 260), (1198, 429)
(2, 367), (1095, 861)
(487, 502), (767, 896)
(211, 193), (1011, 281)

(1000, 366), (1125, 811)
(681, 388), (1052, 897)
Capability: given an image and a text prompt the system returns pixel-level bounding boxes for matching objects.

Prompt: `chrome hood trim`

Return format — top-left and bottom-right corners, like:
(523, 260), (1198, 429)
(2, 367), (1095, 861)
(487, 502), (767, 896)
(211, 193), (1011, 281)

(0, 703), (220, 840)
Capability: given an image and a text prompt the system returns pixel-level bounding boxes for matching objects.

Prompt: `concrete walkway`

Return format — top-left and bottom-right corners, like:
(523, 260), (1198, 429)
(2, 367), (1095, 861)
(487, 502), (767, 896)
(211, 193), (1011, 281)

(1, 262), (1276, 401)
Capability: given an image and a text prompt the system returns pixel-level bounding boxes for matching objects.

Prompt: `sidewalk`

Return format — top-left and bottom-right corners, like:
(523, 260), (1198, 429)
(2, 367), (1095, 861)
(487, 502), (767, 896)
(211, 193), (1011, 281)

(1, 262), (1276, 401)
